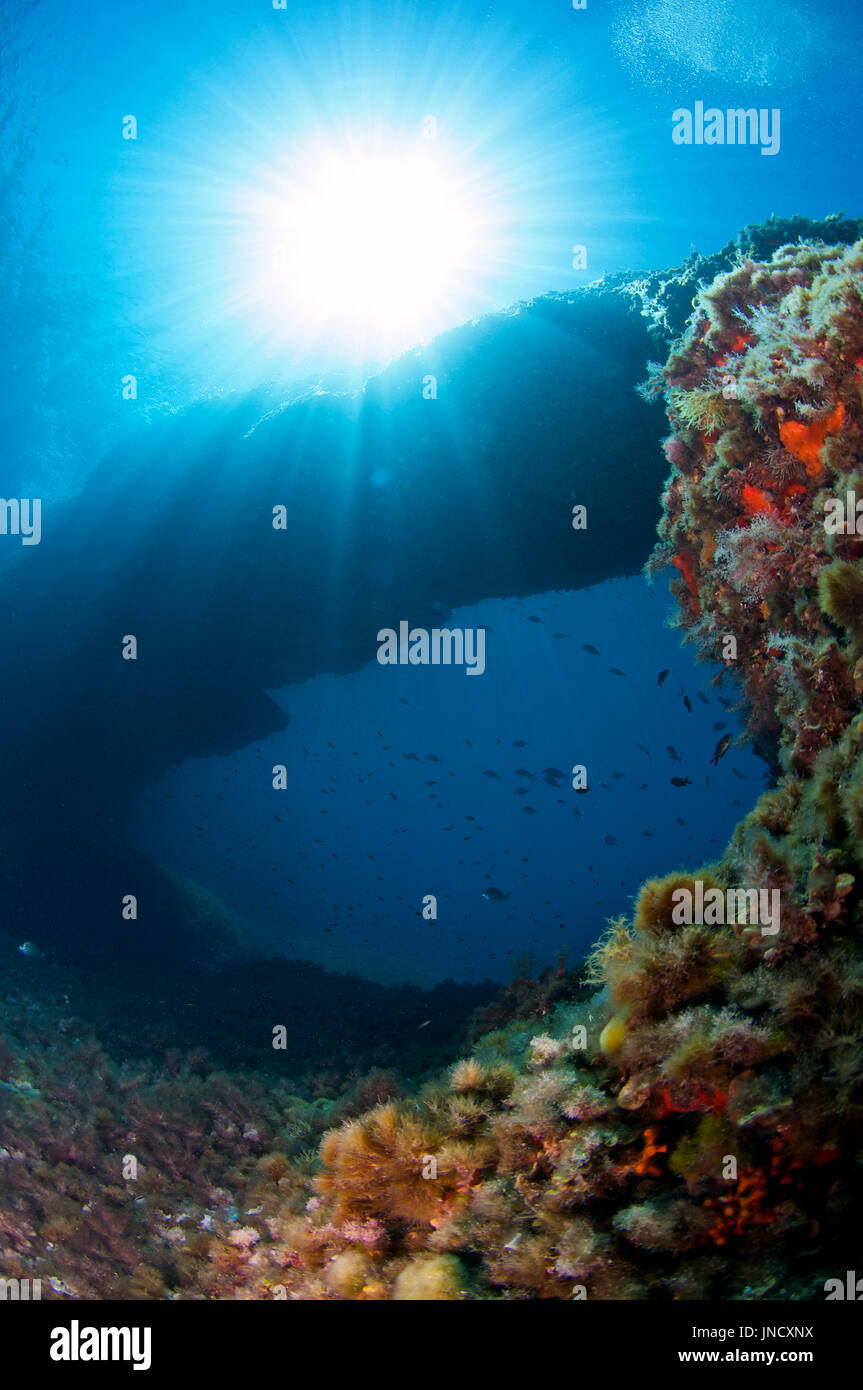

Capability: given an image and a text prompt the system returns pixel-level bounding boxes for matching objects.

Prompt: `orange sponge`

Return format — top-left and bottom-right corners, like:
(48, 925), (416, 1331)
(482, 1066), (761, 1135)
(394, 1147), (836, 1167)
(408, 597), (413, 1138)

(779, 401), (845, 477)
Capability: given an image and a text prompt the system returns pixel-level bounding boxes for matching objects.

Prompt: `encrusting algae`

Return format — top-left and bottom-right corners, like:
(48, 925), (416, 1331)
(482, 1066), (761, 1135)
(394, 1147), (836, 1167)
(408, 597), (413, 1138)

(241, 238), (863, 1299)
(4, 236), (863, 1302)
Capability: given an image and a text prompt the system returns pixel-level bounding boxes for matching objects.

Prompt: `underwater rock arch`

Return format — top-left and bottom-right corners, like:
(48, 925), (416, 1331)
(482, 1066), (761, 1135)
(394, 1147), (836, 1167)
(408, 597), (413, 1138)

(269, 233), (863, 1301)
(0, 213), (859, 965)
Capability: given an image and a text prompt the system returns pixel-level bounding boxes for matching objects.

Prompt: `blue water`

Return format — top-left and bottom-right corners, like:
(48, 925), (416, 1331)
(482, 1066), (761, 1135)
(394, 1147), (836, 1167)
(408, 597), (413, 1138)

(128, 577), (763, 984)
(5, 0), (863, 500)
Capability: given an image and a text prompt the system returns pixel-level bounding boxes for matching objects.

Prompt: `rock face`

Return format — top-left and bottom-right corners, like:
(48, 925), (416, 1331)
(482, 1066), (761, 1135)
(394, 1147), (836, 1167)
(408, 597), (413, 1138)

(651, 238), (863, 776)
(1, 213), (859, 966)
(260, 235), (863, 1302)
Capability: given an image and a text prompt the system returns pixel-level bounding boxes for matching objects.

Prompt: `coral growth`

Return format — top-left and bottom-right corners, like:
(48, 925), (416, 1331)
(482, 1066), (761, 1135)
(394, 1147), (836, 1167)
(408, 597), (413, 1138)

(5, 234), (863, 1302)
(249, 238), (863, 1300)
(648, 238), (863, 775)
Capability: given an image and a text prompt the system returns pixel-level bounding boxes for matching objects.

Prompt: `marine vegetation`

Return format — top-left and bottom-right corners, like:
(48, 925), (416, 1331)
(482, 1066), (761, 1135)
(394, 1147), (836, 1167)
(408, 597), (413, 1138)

(3, 237), (863, 1301)
(240, 238), (863, 1299)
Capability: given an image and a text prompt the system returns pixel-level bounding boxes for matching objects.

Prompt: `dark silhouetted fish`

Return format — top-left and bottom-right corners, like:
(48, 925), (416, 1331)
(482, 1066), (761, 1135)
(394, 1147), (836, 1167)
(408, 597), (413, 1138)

(657, 669), (669, 686)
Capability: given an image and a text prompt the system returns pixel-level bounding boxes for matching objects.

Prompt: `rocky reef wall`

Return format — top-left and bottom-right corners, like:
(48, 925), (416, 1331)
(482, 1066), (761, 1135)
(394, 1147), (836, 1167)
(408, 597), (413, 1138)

(245, 235), (863, 1300)
(3, 214), (860, 966)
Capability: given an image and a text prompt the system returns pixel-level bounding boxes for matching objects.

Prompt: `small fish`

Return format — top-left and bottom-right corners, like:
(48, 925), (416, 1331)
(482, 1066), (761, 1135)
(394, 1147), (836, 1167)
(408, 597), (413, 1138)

(683, 695), (692, 713)
(709, 734), (732, 765)
(657, 669), (669, 686)
(482, 769), (500, 779)
(602, 834), (617, 845)
(667, 745), (682, 762)
(512, 740), (527, 748)
(582, 644), (600, 655)
(698, 692), (710, 706)
(609, 667), (626, 677)
(399, 698), (410, 706)
(670, 776), (692, 787)
(634, 741), (651, 756)
(482, 886), (507, 903)
(417, 1019), (431, 1029)
(712, 721), (728, 732)
(18, 942), (44, 959)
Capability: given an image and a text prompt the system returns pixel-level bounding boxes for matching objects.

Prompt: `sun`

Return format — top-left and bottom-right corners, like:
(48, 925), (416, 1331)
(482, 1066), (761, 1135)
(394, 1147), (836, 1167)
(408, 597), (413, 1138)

(239, 129), (502, 363)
